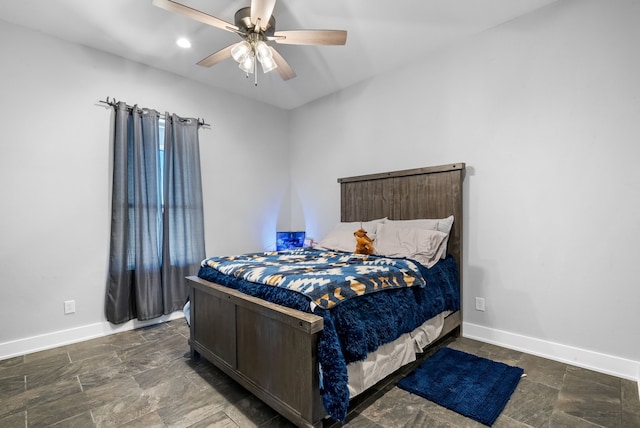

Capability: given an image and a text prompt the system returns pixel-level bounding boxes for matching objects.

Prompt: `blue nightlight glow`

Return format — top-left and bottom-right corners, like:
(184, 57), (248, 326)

(276, 231), (306, 251)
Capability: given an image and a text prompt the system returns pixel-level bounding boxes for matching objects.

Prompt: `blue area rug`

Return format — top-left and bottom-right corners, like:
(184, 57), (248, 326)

(397, 347), (524, 426)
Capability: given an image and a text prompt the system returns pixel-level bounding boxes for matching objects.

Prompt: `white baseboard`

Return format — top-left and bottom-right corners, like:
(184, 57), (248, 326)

(637, 363), (640, 398)
(463, 322), (640, 383)
(0, 312), (185, 361)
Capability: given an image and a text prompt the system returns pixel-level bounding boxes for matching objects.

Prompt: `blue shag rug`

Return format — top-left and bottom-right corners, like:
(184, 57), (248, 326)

(397, 347), (524, 426)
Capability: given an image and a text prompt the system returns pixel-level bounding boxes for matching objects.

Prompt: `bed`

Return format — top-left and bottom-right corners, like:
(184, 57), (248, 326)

(186, 163), (465, 427)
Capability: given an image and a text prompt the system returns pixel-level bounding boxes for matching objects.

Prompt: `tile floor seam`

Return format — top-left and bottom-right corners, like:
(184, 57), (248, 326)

(76, 374), (83, 392)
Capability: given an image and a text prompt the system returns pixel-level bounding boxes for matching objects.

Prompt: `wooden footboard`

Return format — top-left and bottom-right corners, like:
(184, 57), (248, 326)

(187, 275), (462, 427)
(187, 275), (326, 428)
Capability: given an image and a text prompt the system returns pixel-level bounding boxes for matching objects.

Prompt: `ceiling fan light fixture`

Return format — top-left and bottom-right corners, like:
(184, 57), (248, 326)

(254, 41), (271, 61)
(231, 40), (252, 63)
(260, 56), (278, 73)
(238, 52), (255, 74)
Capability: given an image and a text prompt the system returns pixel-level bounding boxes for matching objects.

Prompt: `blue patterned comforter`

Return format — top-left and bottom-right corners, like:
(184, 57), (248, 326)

(201, 249), (425, 309)
(197, 250), (460, 423)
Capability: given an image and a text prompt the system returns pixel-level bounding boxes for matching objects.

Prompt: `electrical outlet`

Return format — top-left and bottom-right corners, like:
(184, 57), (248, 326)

(475, 297), (486, 312)
(64, 300), (76, 314)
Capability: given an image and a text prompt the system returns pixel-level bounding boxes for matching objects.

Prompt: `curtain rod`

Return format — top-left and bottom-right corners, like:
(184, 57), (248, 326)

(98, 97), (210, 128)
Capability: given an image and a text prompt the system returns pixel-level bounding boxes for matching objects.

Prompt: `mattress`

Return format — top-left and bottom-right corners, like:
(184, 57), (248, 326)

(347, 310), (450, 397)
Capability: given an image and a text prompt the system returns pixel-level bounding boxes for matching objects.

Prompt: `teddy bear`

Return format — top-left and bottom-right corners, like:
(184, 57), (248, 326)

(354, 228), (375, 255)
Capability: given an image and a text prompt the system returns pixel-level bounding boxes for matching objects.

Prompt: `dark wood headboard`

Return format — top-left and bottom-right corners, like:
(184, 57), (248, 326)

(338, 163), (465, 276)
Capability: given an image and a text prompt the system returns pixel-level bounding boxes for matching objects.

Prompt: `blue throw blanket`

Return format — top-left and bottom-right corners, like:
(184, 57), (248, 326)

(197, 252), (460, 423)
(201, 250), (426, 309)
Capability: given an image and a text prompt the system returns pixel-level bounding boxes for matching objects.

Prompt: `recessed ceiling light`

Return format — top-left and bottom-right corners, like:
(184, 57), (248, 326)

(176, 38), (191, 48)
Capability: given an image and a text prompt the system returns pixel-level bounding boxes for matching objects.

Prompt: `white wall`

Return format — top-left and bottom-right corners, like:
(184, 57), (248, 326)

(289, 0), (640, 379)
(2, 0), (638, 383)
(0, 20), (290, 354)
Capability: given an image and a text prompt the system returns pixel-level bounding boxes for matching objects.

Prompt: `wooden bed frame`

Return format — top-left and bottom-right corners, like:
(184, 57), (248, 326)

(186, 163), (465, 427)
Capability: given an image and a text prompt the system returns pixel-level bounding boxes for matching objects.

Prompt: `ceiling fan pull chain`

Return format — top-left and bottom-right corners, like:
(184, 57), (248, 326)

(254, 59), (258, 86)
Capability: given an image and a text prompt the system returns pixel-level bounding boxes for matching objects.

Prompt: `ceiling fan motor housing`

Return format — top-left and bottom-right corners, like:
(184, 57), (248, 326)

(235, 7), (276, 36)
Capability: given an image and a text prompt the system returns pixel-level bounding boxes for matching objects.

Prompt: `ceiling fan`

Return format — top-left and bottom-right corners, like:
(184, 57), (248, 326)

(152, 0), (348, 84)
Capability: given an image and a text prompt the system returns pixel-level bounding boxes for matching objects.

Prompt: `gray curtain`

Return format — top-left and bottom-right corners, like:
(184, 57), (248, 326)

(106, 103), (205, 324)
(161, 113), (205, 314)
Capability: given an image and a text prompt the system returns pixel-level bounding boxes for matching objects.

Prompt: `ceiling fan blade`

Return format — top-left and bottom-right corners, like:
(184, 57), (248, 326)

(269, 47), (296, 81)
(153, 0), (239, 33)
(273, 30), (347, 46)
(197, 45), (234, 67)
(250, 0), (276, 31)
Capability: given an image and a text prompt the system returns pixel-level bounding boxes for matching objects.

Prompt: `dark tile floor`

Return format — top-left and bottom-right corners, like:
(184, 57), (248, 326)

(0, 319), (638, 427)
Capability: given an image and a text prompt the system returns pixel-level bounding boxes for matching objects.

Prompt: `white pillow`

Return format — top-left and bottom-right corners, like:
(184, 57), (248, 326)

(382, 216), (454, 259)
(317, 218), (387, 252)
(385, 215), (453, 235)
(374, 224), (448, 268)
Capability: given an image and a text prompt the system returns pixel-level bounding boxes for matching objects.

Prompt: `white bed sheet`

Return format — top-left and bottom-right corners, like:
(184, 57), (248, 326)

(346, 310), (451, 397)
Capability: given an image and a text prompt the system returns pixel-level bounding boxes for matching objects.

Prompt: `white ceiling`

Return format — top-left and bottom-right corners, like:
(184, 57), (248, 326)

(0, 0), (558, 110)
